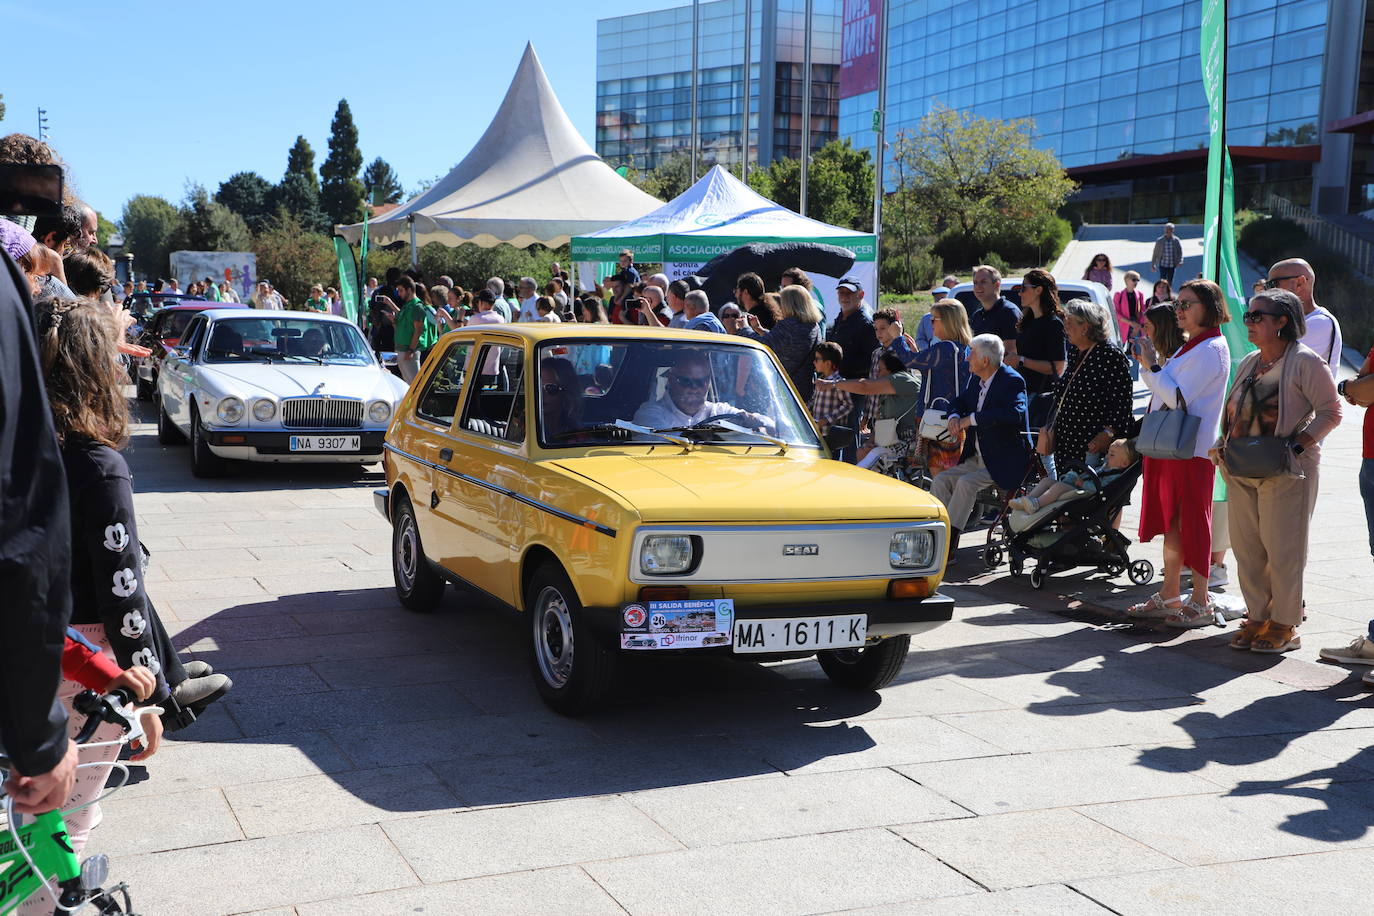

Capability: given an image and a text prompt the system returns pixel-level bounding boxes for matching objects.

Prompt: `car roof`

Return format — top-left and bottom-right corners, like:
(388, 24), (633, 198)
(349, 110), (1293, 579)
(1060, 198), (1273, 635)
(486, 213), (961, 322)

(157, 303), (238, 312)
(946, 277), (1109, 299)
(205, 309), (356, 324)
(438, 323), (766, 348)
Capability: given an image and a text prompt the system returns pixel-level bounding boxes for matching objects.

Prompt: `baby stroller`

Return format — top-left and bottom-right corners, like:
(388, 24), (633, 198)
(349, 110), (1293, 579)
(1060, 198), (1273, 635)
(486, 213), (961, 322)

(998, 458), (1154, 590)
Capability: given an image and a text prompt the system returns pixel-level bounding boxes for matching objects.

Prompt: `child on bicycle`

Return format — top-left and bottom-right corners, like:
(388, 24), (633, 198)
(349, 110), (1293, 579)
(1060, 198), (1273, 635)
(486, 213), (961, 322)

(1010, 438), (1138, 513)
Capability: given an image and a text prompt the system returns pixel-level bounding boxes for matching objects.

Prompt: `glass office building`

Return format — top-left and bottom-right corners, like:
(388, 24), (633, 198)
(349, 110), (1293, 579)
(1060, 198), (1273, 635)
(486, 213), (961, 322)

(839, 0), (1360, 222)
(596, 0), (841, 173)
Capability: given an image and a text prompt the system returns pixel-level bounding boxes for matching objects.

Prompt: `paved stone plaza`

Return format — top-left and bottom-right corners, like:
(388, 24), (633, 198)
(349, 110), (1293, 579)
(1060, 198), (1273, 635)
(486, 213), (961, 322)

(81, 381), (1374, 915)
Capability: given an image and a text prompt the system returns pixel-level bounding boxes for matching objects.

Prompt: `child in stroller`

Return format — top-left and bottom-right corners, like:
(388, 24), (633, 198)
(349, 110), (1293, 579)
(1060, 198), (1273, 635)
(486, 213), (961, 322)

(1001, 439), (1154, 590)
(1010, 438), (1137, 514)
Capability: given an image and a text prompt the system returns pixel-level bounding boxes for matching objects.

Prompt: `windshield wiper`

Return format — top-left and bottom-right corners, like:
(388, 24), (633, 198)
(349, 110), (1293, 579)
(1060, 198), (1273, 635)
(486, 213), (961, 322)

(283, 354), (325, 364)
(660, 419), (789, 452)
(208, 349), (275, 363)
(545, 421), (692, 448)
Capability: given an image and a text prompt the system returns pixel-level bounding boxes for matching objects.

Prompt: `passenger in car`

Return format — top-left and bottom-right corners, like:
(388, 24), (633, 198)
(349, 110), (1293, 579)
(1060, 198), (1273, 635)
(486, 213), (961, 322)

(632, 351), (773, 430)
(540, 357), (585, 441)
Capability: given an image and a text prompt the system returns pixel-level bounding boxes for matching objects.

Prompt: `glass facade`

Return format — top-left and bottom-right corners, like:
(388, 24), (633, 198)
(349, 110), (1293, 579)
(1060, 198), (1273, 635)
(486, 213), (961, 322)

(596, 0), (841, 172)
(839, 0), (1330, 221)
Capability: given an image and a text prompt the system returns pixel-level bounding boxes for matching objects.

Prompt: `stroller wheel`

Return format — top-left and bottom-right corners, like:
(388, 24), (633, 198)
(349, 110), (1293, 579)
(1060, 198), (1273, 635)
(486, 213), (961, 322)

(1030, 567), (1046, 590)
(983, 545), (1003, 570)
(1104, 561), (1126, 577)
(1009, 558), (1024, 578)
(1128, 559), (1155, 585)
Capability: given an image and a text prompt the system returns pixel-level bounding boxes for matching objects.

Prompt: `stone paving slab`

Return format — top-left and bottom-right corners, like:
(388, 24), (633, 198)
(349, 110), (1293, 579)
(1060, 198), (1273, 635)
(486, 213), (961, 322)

(93, 824), (417, 915)
(293, 866), (624, 915)
(835, 882), (1115, 914)
(380, 795), (683, 882)
(894, 808), (1179, 891)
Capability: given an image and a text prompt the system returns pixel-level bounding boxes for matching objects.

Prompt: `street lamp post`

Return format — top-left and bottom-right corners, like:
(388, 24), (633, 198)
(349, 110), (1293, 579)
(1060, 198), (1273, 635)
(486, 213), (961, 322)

(799, 0), (813, 216)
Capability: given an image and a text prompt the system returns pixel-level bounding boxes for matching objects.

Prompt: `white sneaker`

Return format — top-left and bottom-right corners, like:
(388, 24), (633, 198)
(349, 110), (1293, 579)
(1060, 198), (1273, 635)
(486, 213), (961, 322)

(1319, 635), (1374, 666)
(1208, 563), (1229, 589)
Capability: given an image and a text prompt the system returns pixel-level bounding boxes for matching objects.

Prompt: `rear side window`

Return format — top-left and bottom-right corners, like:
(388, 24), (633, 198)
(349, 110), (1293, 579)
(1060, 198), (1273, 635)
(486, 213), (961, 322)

(461, 343), (526, 443)
(415, 342), (472, 428)
(182, 317), (208, 356)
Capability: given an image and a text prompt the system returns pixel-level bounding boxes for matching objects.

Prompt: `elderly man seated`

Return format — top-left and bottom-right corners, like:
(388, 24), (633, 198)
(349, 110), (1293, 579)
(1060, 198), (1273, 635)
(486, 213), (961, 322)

(930, 333), (1030, 555)
(633, 351), (772, 430)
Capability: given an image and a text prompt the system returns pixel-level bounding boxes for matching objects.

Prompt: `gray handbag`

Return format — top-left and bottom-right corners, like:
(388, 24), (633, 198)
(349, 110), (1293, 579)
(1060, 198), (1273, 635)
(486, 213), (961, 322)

(1222, 374), (1290, 479)
(1137, 387), (1200, 460)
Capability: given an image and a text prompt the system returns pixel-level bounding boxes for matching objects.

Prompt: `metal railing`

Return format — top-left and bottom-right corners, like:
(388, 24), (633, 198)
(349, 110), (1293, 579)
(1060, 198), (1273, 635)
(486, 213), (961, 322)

(1265, 193), (1374, 278)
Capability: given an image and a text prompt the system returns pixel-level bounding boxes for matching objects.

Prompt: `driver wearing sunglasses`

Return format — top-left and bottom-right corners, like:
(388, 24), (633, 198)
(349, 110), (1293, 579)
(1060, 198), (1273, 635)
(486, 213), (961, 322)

(632, 351), (773, 430)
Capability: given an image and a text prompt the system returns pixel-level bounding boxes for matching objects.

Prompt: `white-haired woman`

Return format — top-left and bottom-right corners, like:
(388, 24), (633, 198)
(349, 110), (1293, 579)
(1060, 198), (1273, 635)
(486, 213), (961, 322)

(1038, 298), (1133, 475)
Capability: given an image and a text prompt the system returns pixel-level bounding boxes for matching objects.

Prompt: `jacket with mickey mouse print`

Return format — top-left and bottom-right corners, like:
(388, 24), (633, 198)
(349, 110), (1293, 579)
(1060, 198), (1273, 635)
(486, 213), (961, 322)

(61, 437), (172, 705)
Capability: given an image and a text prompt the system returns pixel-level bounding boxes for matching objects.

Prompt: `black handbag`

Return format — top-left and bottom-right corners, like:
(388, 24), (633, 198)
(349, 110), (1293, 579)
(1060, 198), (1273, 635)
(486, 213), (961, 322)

(1222, 370), (1290, 479)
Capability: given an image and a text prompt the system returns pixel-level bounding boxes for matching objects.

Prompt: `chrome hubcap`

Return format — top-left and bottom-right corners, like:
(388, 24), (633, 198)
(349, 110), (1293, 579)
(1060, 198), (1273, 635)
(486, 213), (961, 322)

(396, 513), (418, 588)
(534, 586), (574, 689)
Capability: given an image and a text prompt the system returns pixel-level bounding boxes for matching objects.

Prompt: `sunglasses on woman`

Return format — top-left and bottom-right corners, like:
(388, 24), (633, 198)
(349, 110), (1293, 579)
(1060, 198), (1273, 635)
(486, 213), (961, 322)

(1241, 310), (1282, 323)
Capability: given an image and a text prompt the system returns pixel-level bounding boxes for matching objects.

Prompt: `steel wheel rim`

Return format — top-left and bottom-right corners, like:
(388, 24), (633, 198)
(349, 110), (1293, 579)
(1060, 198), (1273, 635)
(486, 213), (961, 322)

(396, 512), (418, 588)
(829, 648), (864, 665)
(534, 586), (574, 689)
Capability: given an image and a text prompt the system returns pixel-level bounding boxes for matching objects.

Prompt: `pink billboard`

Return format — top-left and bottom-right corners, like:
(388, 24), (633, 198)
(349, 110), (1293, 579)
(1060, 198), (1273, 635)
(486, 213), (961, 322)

(839, 0), (881, 99)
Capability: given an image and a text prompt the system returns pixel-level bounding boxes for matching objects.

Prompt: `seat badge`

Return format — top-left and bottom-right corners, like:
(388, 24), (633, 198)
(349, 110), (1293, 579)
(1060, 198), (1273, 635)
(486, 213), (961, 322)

(782, 544), (820, 557)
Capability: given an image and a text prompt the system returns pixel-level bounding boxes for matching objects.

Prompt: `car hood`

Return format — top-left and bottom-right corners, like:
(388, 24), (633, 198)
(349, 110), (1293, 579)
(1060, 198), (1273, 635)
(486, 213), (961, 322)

(548, 453), (945, 523)
(200, 362), (406, 402)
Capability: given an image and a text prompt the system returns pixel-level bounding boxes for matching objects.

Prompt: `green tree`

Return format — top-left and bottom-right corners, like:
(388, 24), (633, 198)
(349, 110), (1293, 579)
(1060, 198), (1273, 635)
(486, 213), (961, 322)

(94, 211), (117, 249)
(167, 184), (252, 254)
(320, 99), (365, 227)
(631, 149), (694, 202)
(251, 211), (336, 306)
(0, 93), (6, 122)
(215, 171), (275, 234)
(891, 106), (1076, 267)
(120, 194), (180, 278)
(275, 135), (329, 232)
(361, 157), (404, 205)
(285, 135), (319, 189)
(748, 139), (874, 231)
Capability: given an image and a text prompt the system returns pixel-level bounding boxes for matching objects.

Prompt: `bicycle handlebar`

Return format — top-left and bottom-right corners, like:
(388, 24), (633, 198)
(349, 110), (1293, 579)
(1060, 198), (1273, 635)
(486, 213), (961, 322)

(70, 688), (147, 747)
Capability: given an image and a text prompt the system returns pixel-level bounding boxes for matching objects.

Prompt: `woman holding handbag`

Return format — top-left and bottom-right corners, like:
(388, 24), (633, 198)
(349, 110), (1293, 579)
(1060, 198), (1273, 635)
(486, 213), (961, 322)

(1130, 279), (1231, 624)
(1210, 289), (1341, 652)
(905, 299), (973, 477)
(818, 353), (922, 473)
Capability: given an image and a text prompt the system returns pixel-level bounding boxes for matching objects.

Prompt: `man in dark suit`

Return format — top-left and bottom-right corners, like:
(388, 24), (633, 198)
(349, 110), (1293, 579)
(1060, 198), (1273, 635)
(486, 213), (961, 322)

(931, 333), (1031, 553)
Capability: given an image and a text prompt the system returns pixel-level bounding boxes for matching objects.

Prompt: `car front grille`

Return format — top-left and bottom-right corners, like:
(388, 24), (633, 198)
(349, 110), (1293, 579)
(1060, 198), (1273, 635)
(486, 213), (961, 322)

(281, 397), (364, 429)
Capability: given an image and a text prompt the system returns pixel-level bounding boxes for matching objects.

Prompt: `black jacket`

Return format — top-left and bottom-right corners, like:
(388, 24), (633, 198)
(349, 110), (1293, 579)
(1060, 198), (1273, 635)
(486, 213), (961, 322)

(827, 309), (879, 380)
(62, 440), (172, 704)
(0, 249), (71, 776)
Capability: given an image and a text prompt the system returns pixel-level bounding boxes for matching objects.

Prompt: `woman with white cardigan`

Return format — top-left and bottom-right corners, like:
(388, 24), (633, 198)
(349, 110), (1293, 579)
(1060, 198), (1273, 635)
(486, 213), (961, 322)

(1129, 279), (1231, 626)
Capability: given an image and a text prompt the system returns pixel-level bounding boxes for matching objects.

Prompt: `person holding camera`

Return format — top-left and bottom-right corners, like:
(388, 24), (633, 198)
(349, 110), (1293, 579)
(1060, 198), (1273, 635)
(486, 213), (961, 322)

(1211, 289), (1340, 653)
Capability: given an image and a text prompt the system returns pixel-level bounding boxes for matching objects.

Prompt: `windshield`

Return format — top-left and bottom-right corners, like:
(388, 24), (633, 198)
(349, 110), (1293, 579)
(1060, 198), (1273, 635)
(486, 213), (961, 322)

(204, 317), (374, 365)
(535, 339), (821, 449)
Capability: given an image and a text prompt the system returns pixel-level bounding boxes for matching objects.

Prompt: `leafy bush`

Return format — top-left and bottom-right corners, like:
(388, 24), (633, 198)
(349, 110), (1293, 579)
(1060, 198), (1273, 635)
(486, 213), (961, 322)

(932, 216), (1071, 271)
(1237, 215), (1307, 267)
(880, 248), (943, 294)
(250, 212), (335, 305)
(980, 251), (1012, 276)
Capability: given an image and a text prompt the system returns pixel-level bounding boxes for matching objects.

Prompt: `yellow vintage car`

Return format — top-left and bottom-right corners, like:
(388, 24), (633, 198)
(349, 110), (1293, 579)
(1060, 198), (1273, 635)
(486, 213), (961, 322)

(375, 324), (953, 713)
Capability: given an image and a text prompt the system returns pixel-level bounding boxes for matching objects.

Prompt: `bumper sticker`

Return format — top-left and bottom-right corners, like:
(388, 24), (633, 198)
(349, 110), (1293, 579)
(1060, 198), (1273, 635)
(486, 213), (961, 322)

(620, 599), (734, 650)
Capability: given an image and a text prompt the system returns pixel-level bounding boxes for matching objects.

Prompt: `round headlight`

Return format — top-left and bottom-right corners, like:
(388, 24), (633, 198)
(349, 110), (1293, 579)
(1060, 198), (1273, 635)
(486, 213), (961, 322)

(216, 397), (245, 424)
(252, 399), (277, 422)
(369, 400), (392, 424)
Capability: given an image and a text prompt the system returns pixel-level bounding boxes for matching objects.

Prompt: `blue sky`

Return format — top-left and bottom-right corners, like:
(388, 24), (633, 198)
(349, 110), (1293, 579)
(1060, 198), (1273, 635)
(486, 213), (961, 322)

(1, 0), (675, 221)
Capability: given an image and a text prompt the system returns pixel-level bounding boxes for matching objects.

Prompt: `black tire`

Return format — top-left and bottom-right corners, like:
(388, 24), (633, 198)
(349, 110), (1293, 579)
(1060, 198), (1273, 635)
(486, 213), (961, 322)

(817, 635), (911, 691)
(1009, 557), (1024, 578)
(1128, 559), (1155, 586)
(190, 410), (229, 478)
(391, 495), (445, 612)
(982, 545), (1003, 570)
(1030, 567), (1046, 590)
(527, 562), (616, 715)
(157, 400), (184, 445)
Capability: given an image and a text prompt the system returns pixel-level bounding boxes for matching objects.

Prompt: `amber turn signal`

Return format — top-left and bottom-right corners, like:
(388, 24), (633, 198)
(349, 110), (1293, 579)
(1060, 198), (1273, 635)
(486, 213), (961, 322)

(887, 578), (929, 600)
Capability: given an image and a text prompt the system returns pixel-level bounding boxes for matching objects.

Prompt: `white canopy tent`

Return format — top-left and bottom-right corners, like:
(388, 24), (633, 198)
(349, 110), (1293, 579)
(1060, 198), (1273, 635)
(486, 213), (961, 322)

(338, 43), (661, 249)
(571, 165), (877, 320)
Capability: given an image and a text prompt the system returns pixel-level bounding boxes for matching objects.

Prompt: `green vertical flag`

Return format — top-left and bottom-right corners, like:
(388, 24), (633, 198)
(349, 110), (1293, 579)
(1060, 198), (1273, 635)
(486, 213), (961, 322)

(1200, 0), (1252, 371)
(360, 202), (371, 327)
(1200, 0), (1252, 502)
(332, 235), (360, 325)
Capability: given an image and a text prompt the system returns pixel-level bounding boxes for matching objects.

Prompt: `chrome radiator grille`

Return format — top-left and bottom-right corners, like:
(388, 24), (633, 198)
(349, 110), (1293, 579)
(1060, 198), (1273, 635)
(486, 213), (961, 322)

(281, 397), (363, 429)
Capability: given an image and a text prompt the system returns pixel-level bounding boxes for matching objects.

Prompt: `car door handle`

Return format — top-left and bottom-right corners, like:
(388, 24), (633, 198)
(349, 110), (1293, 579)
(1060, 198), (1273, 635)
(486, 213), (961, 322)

(438, 448), (453, 463)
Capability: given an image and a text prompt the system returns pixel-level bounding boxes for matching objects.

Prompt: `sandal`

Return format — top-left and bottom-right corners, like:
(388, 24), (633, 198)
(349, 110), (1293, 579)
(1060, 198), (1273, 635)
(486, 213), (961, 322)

(1126, 593), (1183, 619)
(1251, 623), (1302, 654)
(1229, 618), (1268, 650)
(1164, 598), (1220, 629)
